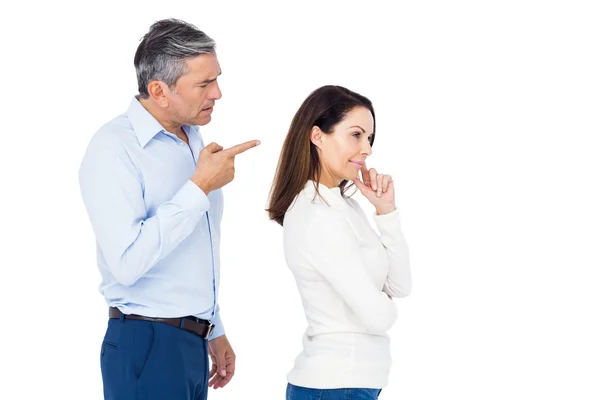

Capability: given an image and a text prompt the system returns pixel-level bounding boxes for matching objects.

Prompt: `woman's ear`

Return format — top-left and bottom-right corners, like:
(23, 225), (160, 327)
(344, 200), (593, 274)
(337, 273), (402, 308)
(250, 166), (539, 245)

(310, 126), (324, 149)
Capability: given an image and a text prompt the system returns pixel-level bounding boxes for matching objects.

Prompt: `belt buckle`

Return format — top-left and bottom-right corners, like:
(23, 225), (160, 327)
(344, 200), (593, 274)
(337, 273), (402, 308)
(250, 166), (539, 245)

(204, 322), (215, 339)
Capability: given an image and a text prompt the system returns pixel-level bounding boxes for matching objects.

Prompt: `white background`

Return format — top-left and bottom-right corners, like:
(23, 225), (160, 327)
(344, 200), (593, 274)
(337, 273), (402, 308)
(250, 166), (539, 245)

(1, 1), (599, 399)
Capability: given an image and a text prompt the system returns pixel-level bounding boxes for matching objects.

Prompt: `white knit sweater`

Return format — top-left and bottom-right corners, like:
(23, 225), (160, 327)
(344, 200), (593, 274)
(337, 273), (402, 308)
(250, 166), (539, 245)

(283, 180), (412, 389)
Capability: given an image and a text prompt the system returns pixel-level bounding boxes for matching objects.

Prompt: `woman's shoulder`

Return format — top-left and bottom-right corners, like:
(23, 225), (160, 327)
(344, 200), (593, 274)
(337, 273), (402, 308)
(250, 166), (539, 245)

(285, 195), (348, 234)
(286, 184), (329, 214)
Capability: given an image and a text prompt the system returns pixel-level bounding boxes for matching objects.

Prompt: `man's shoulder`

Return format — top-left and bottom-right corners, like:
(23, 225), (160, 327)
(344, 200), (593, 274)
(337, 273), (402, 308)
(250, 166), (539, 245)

(88, 113), (138, 151)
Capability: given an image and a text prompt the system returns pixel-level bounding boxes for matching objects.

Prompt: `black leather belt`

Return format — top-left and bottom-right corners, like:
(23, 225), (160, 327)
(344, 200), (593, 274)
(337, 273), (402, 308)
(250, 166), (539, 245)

(109, 307), (215, 339)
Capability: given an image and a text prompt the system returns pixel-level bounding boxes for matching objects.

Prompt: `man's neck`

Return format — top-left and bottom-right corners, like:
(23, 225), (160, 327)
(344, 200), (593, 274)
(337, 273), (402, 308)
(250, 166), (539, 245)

(138, 97), (184, 138)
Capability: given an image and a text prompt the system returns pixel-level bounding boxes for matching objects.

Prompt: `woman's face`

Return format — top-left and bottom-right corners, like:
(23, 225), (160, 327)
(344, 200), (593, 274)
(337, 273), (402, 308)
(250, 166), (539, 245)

(312, 106), (374, 188)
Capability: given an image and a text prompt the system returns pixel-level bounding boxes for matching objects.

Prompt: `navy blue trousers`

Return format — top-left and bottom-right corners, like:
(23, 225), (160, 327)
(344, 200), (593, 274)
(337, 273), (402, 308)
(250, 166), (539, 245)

(100, 317), (209, 400)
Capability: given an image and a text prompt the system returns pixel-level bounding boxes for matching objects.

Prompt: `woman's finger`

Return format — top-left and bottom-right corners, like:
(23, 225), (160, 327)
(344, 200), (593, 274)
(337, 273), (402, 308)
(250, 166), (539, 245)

(382, 174), (392, 193)
(369, 168), (378, 191)
(361, 163), (371, 187)
(353, 177), (370, 196)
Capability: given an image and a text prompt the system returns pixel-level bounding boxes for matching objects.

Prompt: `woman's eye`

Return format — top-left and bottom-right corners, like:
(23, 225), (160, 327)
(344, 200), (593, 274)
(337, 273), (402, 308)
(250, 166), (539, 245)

(353, 132), (361, 138)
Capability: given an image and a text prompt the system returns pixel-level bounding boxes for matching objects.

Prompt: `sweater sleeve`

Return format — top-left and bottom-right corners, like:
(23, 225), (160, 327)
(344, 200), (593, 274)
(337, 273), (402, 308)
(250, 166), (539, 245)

(372, 210), (412, 298)
(301, 209), (398, 333)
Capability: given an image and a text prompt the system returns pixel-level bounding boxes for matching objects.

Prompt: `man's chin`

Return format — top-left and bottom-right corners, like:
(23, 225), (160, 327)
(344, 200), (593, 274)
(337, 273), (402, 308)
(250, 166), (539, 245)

(192, 116), (212, 126)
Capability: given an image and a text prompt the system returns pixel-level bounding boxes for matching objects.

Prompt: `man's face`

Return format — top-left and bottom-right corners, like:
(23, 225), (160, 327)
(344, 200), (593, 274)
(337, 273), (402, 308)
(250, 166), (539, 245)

(167, 53), (222, 126)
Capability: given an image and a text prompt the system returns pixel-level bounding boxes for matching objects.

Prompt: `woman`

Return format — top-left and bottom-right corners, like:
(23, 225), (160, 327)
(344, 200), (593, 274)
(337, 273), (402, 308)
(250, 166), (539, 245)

(268, 85), (412, 399)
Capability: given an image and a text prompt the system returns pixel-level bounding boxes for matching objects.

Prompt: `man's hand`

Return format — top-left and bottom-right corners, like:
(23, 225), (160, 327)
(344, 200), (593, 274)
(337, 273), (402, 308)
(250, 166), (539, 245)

(192, 140), (260, 194)
(208, 335), (236, 389)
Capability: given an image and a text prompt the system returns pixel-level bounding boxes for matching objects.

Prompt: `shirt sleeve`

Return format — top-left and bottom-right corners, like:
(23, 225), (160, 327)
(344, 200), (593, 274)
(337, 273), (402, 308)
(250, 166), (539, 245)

(302, 209), (398, 333)
(79, 141), (210, 286)
(208, 304), (225, 340)
(373, 210), (412, 298)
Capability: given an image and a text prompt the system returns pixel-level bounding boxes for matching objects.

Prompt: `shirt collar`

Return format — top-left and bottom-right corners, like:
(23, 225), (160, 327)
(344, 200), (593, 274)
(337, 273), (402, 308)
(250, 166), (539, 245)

(126, 97), (165, 147)
(304, 180), (348, 208)
(126, 97), (200, 148)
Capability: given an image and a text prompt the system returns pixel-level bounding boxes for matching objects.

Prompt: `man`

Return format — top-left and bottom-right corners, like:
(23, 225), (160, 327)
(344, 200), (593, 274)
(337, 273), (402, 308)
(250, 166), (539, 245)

(79, 19), (260, 399)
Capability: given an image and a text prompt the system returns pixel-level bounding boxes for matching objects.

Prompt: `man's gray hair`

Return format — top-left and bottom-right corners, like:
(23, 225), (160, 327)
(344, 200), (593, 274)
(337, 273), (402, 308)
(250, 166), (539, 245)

(134, 19), (216, 98)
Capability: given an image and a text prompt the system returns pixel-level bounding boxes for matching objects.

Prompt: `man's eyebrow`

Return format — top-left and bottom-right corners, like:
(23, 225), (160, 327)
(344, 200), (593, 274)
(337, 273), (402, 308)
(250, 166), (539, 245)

(199, 70), (222, 84)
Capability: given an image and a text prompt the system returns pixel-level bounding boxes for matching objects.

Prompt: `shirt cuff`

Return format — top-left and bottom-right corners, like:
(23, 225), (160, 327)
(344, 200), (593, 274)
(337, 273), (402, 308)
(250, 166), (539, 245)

(208, 308), (225, 340)
(171, 180), (211, 221)
(373, 209), (404, 245)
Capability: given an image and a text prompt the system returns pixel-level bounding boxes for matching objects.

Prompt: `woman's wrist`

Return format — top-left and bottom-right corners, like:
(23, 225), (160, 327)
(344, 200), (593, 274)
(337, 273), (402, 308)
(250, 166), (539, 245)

(375, 205), (397, 215)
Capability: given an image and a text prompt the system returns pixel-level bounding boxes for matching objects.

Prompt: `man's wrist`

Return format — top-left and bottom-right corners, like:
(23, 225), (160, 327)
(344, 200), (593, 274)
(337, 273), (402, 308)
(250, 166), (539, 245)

(192, 177), (211, 195)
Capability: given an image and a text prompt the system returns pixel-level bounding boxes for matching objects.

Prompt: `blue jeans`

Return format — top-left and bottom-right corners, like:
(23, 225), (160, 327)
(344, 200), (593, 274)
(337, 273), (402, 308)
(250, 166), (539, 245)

(286, 383), (382, 399)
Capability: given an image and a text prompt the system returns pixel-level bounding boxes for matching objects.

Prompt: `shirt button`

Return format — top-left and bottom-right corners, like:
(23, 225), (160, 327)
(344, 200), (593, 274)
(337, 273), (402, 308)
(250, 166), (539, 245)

(178, 142), (185, 147)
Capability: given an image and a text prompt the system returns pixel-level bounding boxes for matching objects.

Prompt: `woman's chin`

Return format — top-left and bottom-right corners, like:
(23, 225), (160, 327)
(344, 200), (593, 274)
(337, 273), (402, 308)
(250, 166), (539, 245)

(343, 171), (359, 182)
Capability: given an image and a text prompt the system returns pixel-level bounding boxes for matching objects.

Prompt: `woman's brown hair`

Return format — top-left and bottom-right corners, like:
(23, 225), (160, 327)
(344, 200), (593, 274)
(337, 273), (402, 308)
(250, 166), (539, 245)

(267, 85), (376, 226)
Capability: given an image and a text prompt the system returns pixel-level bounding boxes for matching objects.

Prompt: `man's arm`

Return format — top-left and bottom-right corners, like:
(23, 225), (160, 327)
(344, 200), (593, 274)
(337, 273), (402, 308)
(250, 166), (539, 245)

(79, 140), (210, 286)
(208, 305), (225, 340)
(207, 305), (235, 389)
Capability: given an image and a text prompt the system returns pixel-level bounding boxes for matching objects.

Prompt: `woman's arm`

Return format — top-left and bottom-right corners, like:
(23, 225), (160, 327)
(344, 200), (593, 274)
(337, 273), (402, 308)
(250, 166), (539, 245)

(298, 209), (398, 333)
(352, 168), (412, 298)
(373, 210), (412, 298)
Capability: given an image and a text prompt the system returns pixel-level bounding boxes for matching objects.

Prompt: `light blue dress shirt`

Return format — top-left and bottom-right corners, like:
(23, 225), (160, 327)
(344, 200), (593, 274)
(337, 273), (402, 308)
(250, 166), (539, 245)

(79, 97), (224, 339)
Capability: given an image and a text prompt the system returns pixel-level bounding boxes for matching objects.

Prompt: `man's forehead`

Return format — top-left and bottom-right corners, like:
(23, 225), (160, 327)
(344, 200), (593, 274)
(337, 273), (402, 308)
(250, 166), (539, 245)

(184, 54), (220, 75)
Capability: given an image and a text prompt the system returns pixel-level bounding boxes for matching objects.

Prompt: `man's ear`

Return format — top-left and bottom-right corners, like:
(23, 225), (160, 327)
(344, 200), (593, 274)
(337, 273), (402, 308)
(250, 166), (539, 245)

(147, 80), (170, 108)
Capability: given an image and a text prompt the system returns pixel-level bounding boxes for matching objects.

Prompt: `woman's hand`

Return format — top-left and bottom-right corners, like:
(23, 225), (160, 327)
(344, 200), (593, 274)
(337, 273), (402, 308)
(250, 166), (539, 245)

(353, 163), (397, 215)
